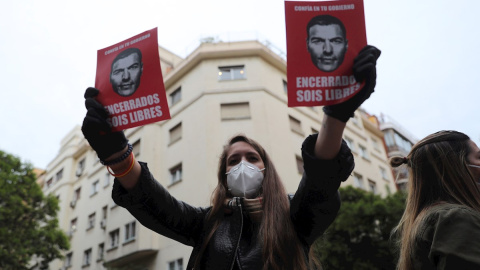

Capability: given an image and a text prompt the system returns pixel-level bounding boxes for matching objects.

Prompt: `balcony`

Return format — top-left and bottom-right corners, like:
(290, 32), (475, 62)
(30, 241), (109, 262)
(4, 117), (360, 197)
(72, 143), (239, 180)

(103, 249), (158, 269)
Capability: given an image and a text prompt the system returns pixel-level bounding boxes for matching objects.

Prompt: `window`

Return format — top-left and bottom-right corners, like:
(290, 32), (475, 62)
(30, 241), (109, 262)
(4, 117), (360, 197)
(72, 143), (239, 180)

(353, 173), (364, 189)
(289, 116), (303, 135)
(368, 180), (377, 194)
(70, 218), (77, 233)
(359, 145), (369, 160)
(169, 123), (182, 144)
(87, 213), (95, 230)
(283, 80), (288, 94)
(168, 258), (183, 270)
(221, 102), (251, 120)
(74, 187), (81, 201)
(65, 252), (73, 267)
(384, 130), (414, 153)
(344, 136), (356, 152)
(218, 65), (246, 81)
(56, 168), (64, 181)
(295, 156), (304, 175)
(76, 158), (85, 177)
(100, 206), (108, 229)
(170, 87), (182, 106)
(46, 177), (53, 189)
(97, 243), (104, 261)
(102, 206), (108, 220)
(109, 229), (120, 249)
(91, 180), (99, 196)
(371, 138), (381, 152)
(68, 219), (76, 238)
(83, 248), (92, 266)
(104, 172), (111, 188)
(125, 221), (136, 242)
(396, 133), (413, 153)
(170, 164), (182, 184)
(380, 167), (389, 181)
(132, 140), (141, 157)
(384, 131), (395, 149)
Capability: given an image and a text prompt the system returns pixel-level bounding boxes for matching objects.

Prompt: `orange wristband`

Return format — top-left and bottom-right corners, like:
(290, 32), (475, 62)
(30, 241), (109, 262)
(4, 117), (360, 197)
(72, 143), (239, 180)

(107, 152), (135, 178)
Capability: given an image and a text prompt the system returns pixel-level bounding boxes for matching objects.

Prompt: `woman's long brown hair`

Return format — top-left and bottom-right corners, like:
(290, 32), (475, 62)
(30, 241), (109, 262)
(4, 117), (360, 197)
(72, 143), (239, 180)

(193, 135), (311, 270)
(390, 130), (480, 270)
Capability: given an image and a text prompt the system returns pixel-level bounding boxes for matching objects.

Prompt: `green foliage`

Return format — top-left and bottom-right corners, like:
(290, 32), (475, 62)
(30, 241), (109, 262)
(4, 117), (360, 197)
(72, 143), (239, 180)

(313, 186), (406, 270)
(0, 150), (69, 270)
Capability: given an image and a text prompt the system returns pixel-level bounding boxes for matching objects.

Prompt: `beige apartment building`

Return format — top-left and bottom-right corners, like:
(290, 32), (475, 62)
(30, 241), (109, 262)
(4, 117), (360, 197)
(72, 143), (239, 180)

(378, 114), (417, 191)
(42, 40), (397, 270)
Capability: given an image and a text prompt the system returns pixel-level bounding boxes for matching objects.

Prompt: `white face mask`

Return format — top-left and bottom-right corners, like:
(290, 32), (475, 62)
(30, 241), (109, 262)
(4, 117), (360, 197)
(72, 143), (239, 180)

(226, 161), (265, 198)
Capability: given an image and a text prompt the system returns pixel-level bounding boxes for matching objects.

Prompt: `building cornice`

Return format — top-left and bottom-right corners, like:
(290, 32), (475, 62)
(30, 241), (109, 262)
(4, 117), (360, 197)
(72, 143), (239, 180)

(163, 41), (286, 89)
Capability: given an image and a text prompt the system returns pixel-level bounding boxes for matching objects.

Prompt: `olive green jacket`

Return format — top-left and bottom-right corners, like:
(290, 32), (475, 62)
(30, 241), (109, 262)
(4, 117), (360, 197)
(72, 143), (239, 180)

(412, 203), (480, 269)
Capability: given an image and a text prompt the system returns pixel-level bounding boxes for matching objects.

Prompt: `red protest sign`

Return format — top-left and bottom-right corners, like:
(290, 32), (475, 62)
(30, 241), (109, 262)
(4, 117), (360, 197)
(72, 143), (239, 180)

(95, 27), (171, 131)
(285, 0), (367, 107)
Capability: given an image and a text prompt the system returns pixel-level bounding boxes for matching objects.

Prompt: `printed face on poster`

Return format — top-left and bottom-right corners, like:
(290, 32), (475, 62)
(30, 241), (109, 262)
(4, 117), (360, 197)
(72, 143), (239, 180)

(95, 27), (171, 131)
(285, 0), (367, 107)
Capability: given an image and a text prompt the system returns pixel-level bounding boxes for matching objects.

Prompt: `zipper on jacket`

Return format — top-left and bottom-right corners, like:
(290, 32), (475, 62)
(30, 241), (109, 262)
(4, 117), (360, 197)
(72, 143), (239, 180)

(229, 200), (243, 270)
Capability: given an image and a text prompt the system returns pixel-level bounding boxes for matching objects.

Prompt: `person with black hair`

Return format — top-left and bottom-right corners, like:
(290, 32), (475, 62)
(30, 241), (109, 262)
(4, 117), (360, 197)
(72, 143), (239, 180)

(306, 15), (348, 72)
(110, 47), (143, 97)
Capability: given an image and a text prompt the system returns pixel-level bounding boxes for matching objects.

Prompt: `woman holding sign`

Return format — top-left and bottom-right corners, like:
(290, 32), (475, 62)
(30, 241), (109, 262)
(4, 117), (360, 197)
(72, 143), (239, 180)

(82, 45), (380, 270)
(391, 130), (480, 269)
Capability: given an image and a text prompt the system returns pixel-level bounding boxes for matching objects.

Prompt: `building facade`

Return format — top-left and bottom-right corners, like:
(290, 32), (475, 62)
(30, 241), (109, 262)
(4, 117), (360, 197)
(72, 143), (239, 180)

(42, 40), (396, 270)
(378, 114), (417, 191)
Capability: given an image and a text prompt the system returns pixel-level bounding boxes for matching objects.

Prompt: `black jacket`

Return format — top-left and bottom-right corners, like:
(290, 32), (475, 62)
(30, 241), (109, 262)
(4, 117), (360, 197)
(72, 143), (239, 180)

(112, 134), (354, 269)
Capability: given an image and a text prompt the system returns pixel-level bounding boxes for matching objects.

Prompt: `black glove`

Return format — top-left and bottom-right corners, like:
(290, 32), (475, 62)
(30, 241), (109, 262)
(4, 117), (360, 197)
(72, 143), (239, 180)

(323, 45), (381, 122)
(81, 87), (128, 161)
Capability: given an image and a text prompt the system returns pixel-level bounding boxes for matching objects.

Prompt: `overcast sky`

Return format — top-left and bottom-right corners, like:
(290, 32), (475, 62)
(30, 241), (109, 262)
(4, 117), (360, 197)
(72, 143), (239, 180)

(1, 0), (479, 169)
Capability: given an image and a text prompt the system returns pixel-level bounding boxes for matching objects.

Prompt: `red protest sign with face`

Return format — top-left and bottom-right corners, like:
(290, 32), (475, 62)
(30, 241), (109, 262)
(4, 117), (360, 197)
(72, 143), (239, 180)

(285, 0), (367, 107)
(95, 27), (171, 131)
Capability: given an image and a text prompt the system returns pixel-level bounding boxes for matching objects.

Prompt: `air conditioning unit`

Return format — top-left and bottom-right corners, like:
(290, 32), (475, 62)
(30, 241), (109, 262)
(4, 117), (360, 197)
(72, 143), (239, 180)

(100, 219), (107, 229)
(70, 200), (76, 208)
